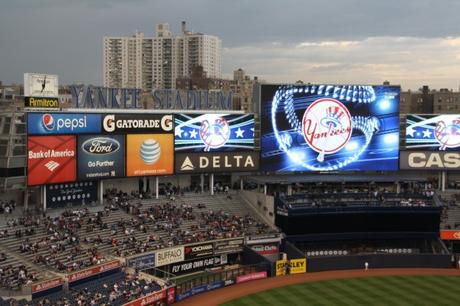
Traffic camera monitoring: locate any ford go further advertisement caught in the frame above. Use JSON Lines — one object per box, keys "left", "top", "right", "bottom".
{"left": 175, "top": 113, "right": 254, "bottom": 152}
{"left": 406, "top": 114, "right": 460, "bottom": 151}
{"left": 77, "top": 135, "right": 125, "bottom": 180}
{"left": 260, "top": 84, "right": 400, "bottom": 172}
{"left": 27, "top": 113, "right": 101, "bottom": 135}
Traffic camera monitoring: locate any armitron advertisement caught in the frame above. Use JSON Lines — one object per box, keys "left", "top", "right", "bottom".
{"left": 102, "top": 114, "right": 173, "bottom": 134}
{"left": 175, "top": 114, "right": 254, "bottom": 152}
{"left": 77, "top": 135, "right": 125, "bottom": 180}
{"left": 25, "top": 97, "right": 59, "bottom": 108}
{"left": 126, "top": 134, "right": 174, "bottom": 177}
{"left": 260, "top": 84, "right": 400, "bottom": 172}
{"left": 27, "top": 135, "right": 76, "bottom": 186}
{"left": 175, "top": 152, "right": 259, "bottom": 173}
{"left": 27, "top": 113, "right": 101, "bottom": 135}
{"left": 406, "top": 114, "right": 460, "bottom": 151}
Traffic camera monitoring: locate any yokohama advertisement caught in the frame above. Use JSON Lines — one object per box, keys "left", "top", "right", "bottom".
{"left": 27, "top": 135, "right": 76, "bottom": 186}
{"left": 184, "top": 243, "right": 214, "bottom": 260}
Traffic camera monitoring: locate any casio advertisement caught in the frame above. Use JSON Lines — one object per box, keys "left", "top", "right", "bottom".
{"left": 77, "top": 135, "right": 125, "bottom": 180}
{"left": 400, "top": 151, "right": 460, "bottom": 170}
{"left": 102, "top": 114, "right": 173, "bottom": 134}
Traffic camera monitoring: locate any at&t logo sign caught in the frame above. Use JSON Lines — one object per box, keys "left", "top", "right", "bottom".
{"left": 302, "top": 98, "right": 352, "bottom": 162}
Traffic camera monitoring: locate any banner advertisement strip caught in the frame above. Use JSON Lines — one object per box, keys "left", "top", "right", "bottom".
{"left": 276, "top": 260, "right": 288, "bottom": 276}
{"left": 400, "top": 151, "right": 460, "bottom": 170}
{"left": 184, "top": 242, "right": 214, "bottom": 260}
{"left": 31, "top": 277, "right": 63, "bottom": 294}
{"left": 122, "top": 289, "right": 166, "bottom": 306}
{"left": 213, "top": 238, "right": 244, "bottom": 255}
{"left": 236, "top": 271, "right": 267, "bottom": 284}
{"left": 289, "top": 258, "right": 307, "bottom": 274}
{"left": 440, "top": 230, "right": 460, "bottom": 240}
{"left": 68, "top": 260, "right": 120, "bottom": 283}
{"left": 126, "top": 253, "right": 155, "bottom": 269}
{"left": 175, "top": 281, "right": 225, "bottom": 302}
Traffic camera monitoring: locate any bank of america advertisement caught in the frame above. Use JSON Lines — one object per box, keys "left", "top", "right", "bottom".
{"left": 27, "top": 135, "right": 76, "bottom": 186}
{"left": 126, "top": 134, "right": 174, "bottom": 176}
{"left": 175, "top": 114, "right": 254, "bottom": 152}
{"left": 260, "top": 84, "right": 400, "bottom": 172}
{"left": 77, "top": 135, "right": 125, "bottom": 180}
{"left": 406, "top": 114, "right": 460, "bottom": 151}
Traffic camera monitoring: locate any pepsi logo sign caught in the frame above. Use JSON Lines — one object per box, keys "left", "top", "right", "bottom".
{"left": 200, "top": 117, "right": 230, "bottom": 151}
{"left": 41, "top": 114, "right": 88, "bottom": 132}
{"left": 82, "top": 137, "right": 120, "bottom": 155}
{"left": 302, "top": 98, "right": 352, "bottom": 161}
{"left": 42, "top": 114, "right": 55, "bottom": 131}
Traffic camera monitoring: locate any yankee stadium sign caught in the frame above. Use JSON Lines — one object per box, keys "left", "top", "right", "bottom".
{"left": 69, "top": 85, "right": 233, "bottom": 110}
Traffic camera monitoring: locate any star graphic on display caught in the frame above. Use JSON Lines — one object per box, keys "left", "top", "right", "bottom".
{"left": 189, "top": 129, "right": 197, "bottom": 139}
{"left": 235, "top": 127, "right": 245, "bottom": 138}
{"left": 175, "top": 127, "right": 183, "bottom": 138}
{"left": 406, "top": 127, "right": 416, "bottom": 137}
{"left": 422, "top": 129, "right": 432, "bottom": 138}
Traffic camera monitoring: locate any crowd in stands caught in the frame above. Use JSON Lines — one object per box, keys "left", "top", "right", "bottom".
{"left": 0, "top": 264, "right": 38, "bottom": 290}
{"left": 0, "top": 200, "right": 15, "bottom": 215}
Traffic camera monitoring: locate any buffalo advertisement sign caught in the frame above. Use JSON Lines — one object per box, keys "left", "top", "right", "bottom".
{"left": 400, "top": 151, "right": 460, "bottom": 170}
{"left": 126, "top": 134, "right": 174, "bottom": 176}
{"left": 260, "top": 84, "right": 400, "bottom": 172}
{"left": 440, "top": 230, "right": 460, "bottom": 240}
{"left": 27, "top": 113, "right": 101, "bottom": 135}
{"left": 126, "top": 253, "right": 155, "bottom": 269}
{"left": 46, "top": 181, "right": 97, "bottom": 207}
{"left": 213, "top": 238, "right": 244, "bottom": 254}
{"left": 31, "top": 277, "right": 63, "bottom": 294}
{"left": 102, "top": 114, "right": 173, "bottom": 134}
{"left": 27, "top": 135, "right": 76, "bottom": 186}
{"left": 170, "top": 255, "right": 227, "bottom": 276}
{"left": 406, "top": 114, "right": 460, "bottom": 151}
{"left": 184, "top": 243, "right": 214, "bottom": 260}
{"left": 175, "top": 152, "right": 259, "bottom": 173}
{"left": 122, "top": 289, "right": 166, "bottom": 306}
{"left": 155, "top": 246, "right": 184, "bottom": 267}
{"left": 68, "top": 260, "right": 120, "bottom": 283}
{"left": 175, "top": 113, "right": 254, "bottom": 152}
{"left": 77, "top": 135, "right": 125, "bottom": 180}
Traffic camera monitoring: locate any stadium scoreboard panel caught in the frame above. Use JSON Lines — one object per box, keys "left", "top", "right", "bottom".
{"left": 260, "top": 84, "right": 400, "bottom": 172}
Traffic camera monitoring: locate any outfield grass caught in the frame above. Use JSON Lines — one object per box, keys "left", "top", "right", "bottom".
{"left": 222, "top": 275, "right": 460, "bottom": 306}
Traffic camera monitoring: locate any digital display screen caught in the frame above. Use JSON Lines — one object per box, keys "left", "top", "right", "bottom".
{"left": 260, "top": 84, "right": 400, "bottom": 172}
{"left": 406, "top": 114, "right": 460, "bottom": 151}
{"left": 175, "top": 114, "right": 254, "bottom": 152}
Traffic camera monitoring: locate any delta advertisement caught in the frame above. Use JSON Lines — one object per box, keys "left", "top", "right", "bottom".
{"left": 27, "top": 135, "right": 76, "bottom": 186}
{"left": 406, "top": 114, "right": 460, "bottom": 151}
{"left": 77, "top": 135, "right": 125, "bottom": 180}
{"left": 260, "top": 84, "right": 400, "bottom": 172}
{"left": 126, "top": 134, "right": 174, "bottom": 176}
{"left": 175, "top": 114, "right": 254, "bottom": 152}
{"left": 175, "top": 151, "right": 259, "bottom": 173}
{"left": 27, "top": 113, "right": 101, "bottom": 135}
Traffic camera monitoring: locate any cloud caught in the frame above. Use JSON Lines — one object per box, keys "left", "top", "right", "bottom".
{"left": 223, "top": 36, "right": 460, "bottom": 90}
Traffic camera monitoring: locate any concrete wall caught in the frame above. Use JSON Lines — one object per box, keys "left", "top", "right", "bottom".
{"left": 240, "top": 190, "right": 275, "bottom": 227}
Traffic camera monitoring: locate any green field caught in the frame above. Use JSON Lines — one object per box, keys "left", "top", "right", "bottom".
{"left": 222, "top": 275, "right": 460, "bottom": 306}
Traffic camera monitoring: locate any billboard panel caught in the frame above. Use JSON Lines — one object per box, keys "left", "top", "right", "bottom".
{"left": 126, "top": 134, "right": 174, "bottom": 176}
{"left": 406, "top": 114, "right": 460, "bottom": 151}
{"left": 175, "top": 114, "right": 254, "bottom": 152}
{"left": 77, "top": 135, "right": 125, "bottom": 180}
{"left": 102, "top": 114, "right": 173, "bottom": 134}
{"left": 46, "top": 181, "right": 97, "bottom": 207}
{"left": 175, "top": 152, "right": 259, "bottom": 173}
{"left": 400, "top": 151, "right": 460, "bottom": 170}
{"left": 27, "top": 135, "right": 76, "bottom": 186}
{"left": 260, "top": 84, "right": 400, "bottom": 172}
{"left": 27, "top": 113, "right": 101, "bottom": 135}
{"left": 24, "top": 73, "right": 59, "bottom": 98}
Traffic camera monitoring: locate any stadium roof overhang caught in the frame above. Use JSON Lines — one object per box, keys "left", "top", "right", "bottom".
{"left": 243, "top": 173, "right": 429, "bottom": 185}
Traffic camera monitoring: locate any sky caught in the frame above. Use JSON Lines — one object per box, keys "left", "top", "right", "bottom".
{"left": 1, "top": 0, "right": 460, "bottom": 90}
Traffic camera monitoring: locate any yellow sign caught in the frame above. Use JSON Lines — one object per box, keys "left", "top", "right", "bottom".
{"left": 289, "top": 258, "right": 307, "bottom": 274}
{"left": 276, "top": 259, "right": 288, "bottom": 276}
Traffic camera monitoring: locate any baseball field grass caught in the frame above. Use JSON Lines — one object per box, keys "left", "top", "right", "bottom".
{"left": 222, "top": 275, "right": 460, "bottom": 306}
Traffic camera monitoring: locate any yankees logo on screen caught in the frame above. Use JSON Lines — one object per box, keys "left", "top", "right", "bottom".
{"left": 200, "top": 117, "right": 230, "bottom": 151}
{"left": 302, "top": 99, "right": 352, "bottom": 162}
{"left": 435, "top": 119, "right": 460, "bottom": 150}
